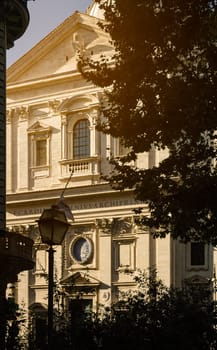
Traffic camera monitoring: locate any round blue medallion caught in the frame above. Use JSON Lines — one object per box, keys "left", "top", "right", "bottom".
{"left": 71, "top": 237, "right": 92, "bottom": 264}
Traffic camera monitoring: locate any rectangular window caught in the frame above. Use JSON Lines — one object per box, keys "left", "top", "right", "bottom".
{"left": 36, "top": 139, "right": 47, "bottom": 166}
{"left": 190, "top": 242, "right": 205, "bottom": 266}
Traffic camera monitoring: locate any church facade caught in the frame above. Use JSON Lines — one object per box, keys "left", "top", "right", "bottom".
{"left": 6, "top": 0, "right": 214, "bottom": 332}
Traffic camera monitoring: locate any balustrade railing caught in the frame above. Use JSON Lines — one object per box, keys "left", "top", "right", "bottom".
{"left": 60, "top": 157, "right": 100, "bottom": 178}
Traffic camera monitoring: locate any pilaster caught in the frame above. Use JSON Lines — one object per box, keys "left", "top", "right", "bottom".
{"left": 61, "top": 113, "right": 68, "bottom": 160}
{"left": 17, "top": 106, "right": 29, "bottom": 191}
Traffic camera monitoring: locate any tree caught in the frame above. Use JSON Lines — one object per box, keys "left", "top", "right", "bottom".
{"left": 4, "top": 299, "right": 27, "bottom": 350}
{"left": 83, "top": 270, "right": 216, "bottom": 350}
{"left": 79, "top": 0, "right": 217, "bottom": 244}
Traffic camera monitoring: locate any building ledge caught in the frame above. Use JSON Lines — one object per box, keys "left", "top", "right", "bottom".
{"left": 0, "top": 232, "right": 34, "bottom": 281}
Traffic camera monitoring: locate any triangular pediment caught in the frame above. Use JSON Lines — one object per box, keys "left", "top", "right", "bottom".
{"left": 27, "top": 121, "right": 51, "bottom": 134}
{"left": 60, "top": 272, "right": 100, "bottom": 287}
{"left": 7, "top": 11, "right": 112, "bottom": 85}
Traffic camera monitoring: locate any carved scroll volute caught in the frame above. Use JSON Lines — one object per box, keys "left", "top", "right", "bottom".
{"left": 96, "top": 217, "right": 133, "bottom": 236}
{"left": 17, "top": 106, "right": 29, "bottom": 122}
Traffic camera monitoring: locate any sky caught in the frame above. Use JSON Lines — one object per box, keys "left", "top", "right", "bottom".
{"left": 7, "top": 0, "right": 92, "bottom": 67}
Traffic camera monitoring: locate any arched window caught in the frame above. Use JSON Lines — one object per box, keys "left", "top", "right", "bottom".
{"left": 73, "top": 119, "right": 90, "bottom": 159}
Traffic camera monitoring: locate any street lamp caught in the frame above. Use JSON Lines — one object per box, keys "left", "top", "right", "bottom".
{"left": 37, "top": 205, "right": 70, "bottom": 350}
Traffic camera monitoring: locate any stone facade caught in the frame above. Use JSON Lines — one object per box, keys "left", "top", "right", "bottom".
{"left": 6, "top": 0, "right": 215, "bottom": 333}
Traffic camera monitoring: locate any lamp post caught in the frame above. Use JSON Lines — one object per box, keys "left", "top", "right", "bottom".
{"left": 37, "top": 205, "right": 70, "bottom": 350}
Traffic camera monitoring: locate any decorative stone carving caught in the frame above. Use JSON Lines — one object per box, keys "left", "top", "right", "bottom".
{"left": 97, "top": 217, "right": 133, "bottom": 235}
{"left": 72, "top": 32, "right": 85, "bottom": 55}
{"left": 6, "top": 109, "right": 13, "bottom": 124}
{"left": 49, "top": 99, "right": 60, "bottom": 114}
{"left": 88, "top": 109, "right": 99, "bottom": 128}
{"left": 96, "top": 218, "right": 113, "bottom": 234}
{"left": 102, "top": 291, "right": 110, "bottom": 301}
{"left": 112, "top": 217, "right": 133, "bottom": 235}
{"left": 61, "top": 113, "right": 68, "bottom": 125}
{"left": 17, "top": 106, "right": 29, "bottom": 121}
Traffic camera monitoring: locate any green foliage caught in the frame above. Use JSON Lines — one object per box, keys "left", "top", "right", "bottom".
{"left": 82, "top": 270, "right": 217, "bottom": 350}
{"left": 5, "top": 300, "right": 27, "bottom": 350}
{"left": 79, "top": 0, "right": 217, "bottom": 244}
{"left": 30, "top": 270, "right": 216, "bottom": 349}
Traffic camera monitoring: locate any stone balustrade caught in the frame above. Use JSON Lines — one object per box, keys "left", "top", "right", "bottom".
{"left": 60, "top": 157, "right": 100, "bottom": 179}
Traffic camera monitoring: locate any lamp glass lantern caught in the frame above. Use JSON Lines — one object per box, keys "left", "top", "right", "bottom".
{"left": 38, "top": 206, "right": 70, "bottom": 246}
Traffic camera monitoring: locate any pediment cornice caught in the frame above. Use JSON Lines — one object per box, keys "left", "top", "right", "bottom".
{"left": 60, "top": 272, "right": 100, "bottom": 286}
{"left": 27, "top": 121, "right": 51, "bottom": 134}
{"left": 7, "top": 11, "right": 108, "bottom": 84}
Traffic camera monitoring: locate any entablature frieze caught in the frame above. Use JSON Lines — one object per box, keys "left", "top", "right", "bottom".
{"left": 7, "top": 103, "right": 55, "bottom": 123}
{"left": 7, "top": 196, "right": 145, "bottom": 219}
{"left": 7, "top": 96, "right": 100, "bottom": 126}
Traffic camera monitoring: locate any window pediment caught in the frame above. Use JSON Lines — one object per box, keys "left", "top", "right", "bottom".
{"left": 60, "top": 272, "right": 99, "bottom": 287}
{"left": 27, "top": 121, "right": 51, "bottom": 135}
